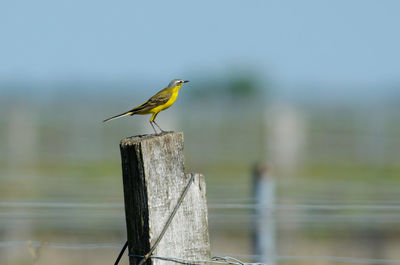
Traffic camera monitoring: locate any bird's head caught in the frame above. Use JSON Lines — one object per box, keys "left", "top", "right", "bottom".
{"left": 168, "top": 79, "right": 189, "bottom": 89}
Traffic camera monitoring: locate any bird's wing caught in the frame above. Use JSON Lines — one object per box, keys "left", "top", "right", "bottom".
{"left": 130, "top": 90, "right": 172, "bottom": 113}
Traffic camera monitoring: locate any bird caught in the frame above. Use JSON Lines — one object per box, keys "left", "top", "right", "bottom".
{"left": 103, "top": 79, "right": 189, "bottom": 134}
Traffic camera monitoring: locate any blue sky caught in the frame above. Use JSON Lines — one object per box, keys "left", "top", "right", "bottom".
{"left": 1, "top": 0, "right": 400, "bottom": 94}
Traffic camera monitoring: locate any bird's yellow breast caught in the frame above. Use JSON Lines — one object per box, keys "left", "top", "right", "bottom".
{"left": 151, "top": 86, "right": 180, "bottom": 113}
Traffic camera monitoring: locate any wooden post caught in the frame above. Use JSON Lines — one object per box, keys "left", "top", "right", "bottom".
{"left": 120, "top": 132, "right": 210, "bottom": 265}
{"left": 252, "top": 164, "right": 276, "bottom": 265}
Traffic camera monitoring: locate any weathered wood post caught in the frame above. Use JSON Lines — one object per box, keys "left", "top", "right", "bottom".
{"left": 120, "top": 132, "right": 210, "bottom": 265}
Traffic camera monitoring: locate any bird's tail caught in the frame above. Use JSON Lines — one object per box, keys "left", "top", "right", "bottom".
{"left": 103, "top": 111, "right": 133, "bottom": 123}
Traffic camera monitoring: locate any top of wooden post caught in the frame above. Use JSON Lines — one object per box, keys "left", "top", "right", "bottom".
{"left": 120, "top": 132, "right": 183, "bottom": 146}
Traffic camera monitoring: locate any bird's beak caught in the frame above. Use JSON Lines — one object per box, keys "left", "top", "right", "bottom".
{"left": 183, "top": 80, "right": 189, "bottom": 83}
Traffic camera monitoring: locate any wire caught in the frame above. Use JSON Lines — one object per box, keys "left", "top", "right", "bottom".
{"left": 112, "top": 173, "right": 195, "bottom": 265}
{"left": 138, "top": 173, "right": 195, "bottom": 265}
{"left": 208, "top": 204, "right": 400, "bottom": 211}
{"left": 0, "top": 202, "right": 123, "bottom": 208}
{"left": 128, "top": 254, "right": 400, "bottom": 265}
{"left": 2, "top": 241, "right": 400, "bottom": 265}
{"left": 0, "top": 241, "right": 122, "bottom": 249}
{"left": 2, "top": 202, "right": 400, "bottom": 211}
{"left": 114, "top": 241, "right": 128, "bottom": 265}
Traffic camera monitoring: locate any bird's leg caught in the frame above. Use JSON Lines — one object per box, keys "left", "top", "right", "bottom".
{"left": 150, "top": 121, "right": 158, "bottom": 135}
{"left": 153, "top": 120, "right": 166, "bottom": 133}
{"left": 150, "top": 113, "right": 164, "bottom": 134}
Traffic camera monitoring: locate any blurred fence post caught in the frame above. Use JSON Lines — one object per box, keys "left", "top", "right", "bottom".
{"left": 252, "top": 164, "right": 276, "bottom": 265}
{"left": 119, "top": 132, "right": 210, "bottom": 265}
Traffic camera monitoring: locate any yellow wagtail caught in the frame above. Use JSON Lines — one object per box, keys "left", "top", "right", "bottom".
{"left": 103, "top": 79, "right": 189, "bottom": 134}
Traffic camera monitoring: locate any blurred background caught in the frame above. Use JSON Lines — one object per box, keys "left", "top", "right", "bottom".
{"left": 1, "top": 0, "right": 400, "bottom": 264}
